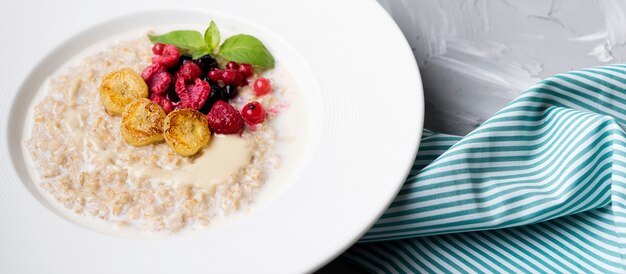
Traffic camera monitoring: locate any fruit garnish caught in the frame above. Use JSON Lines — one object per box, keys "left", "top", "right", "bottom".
{"left": 141, "top": 64, "right": 172, "bottom": 96}
{"left": 169, "top": 53, "right": 193, "bottom": 73}
{"left": 222, "top": 84, "right": 238, "bottom": 100}
{"left": 150, "top": 93, "right": 175, "bottom": 114}
{"left": 208, "top": 68, "right": 222, "bottom": 82}
{"left": 163, "top": 109, "right": 211, "bottom": 157}
{"left": 175, "top": 62, "right": 202, "bottom": 82}
{"left": 238, "top": 64, "right": 253, "bottom": 78}
{"left": 222, "top": 69, "right": 243, "bottom": 86}
{"left": 253, "top": 77, "right": 272, "bottom": 96}
{"left": 99, "top": 68, "right": 148, "bottom": 115}
{"left": 225, "top": 61, "right": 239, "bottom": 70}
{"left": 148, "top": 21, "right": 274, "bottom": 69}
{"left": 198, "top": 83, "right": 224, "bottom": 114}
{"left": 194, "top": 55, "right": 219, "bottom": 74}
{"left": 151, "top": 43, "right": 180, "bottom": 68}
{"left": 121, "top": 98, "right": 166, "bottom": 146}
{"left": 175, "top": 78, "right": 211, "bottom": 110}
{"left": 241, "top": 102, "right": 267, "bottom": 125}
{"left": 152, "top": 43, "right": 165, "bottom": 55}
{"left": 207, "top": 100, "right": 245, "bottom": 134}
{"left": 167, "top": 86, "right": 181, "bottom": 103}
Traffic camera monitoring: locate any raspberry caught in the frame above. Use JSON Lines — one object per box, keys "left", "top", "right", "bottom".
{"left": 238, "top": 64, "right": 253, "bottom": 78}
{"left": 241, "top": 102, "right": 267, "bottom": 125}
{"left": 141, "top": 63, "right": 162, "bottom": 80}
{"left": 175, "top": 62, "right": 202, "bottom": 82}
{"left": 169, "top": 53, "right": 193, "bottom": 74}
{"left": 141, "top": 64, "right": 172, "bottom": 96}
{"left": 207, "top": 100, "right": 244, "bottom": 134}
{"left": 175, "top": 77, "right": 211, "bottom": 110}
{"left": 150, "top": 93, "right": 175, "bottom": 114}
{"left": 152, "top": 43, "right": 165, "bottom": 55}
{"left": 151, "top": 44, "right": 179, "bottom": 68}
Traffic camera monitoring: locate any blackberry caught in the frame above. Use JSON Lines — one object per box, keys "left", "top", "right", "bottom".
{"left": 222, "top": 84, "right": 238, "bottom": 100}
{"left": 210, "top": 83, "right": 226, "bottom": 101}
{"left": 194, "top": 54, "right": 218, "bottom": 74}
{"left": 199, "top": 83, "right": 224, "bottom": 114}
{"left": 180, "top": 53, "right": 193, "bottom": 63}
{"left": 167, "top": 86, "right": 180, "bottom": 102}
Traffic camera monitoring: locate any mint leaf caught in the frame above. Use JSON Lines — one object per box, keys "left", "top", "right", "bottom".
{"left": 148, "top": 30, "right": 205, "bottom": 51}
{"left": 192, "top": 48, "right": 211, "bottom": 59}
{"left": 204, "top": 21, "right": 220, "bottom": 53}
{"left": 218, "top": 34, "right": 275, "bottom": 69}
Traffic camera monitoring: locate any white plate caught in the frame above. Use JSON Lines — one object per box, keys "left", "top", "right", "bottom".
{"left": 0, "top": 0, "right": 423, "bottom": 273}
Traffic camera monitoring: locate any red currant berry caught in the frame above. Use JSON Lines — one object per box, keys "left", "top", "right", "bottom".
{"left": 152, "top": 43, "right": 165, "bottom": 55}
{"left": 241, "top": 102, "right": 267, "bottom": 125}
{"left": 208, "top": 68, "right": 223, "bottom": 82}
{"left": 225, "top": 61, "right": 239, "bottom": 70}
{"left": 253, "top": 78, "right": 272, "bottom": 96}
{"left": 222, "top": 69, "right": 242, "bottom": 85}
{"left": 238, "top": 64, "right": 253, "bottom": 78}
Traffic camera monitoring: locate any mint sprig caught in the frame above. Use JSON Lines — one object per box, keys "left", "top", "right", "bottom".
{"left": 147, "top": 21, "right": 275, "bottom": 69}
{"left": 219, "top": 35, "right": 275, "bottom": 69}
{"left": 204, "top": 21, "right": 220, "bottom": 53}
{"left": 148, "top": 30, "right": 204, "bottom": 51}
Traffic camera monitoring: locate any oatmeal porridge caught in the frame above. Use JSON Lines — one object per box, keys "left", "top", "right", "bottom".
{"left": 24, "top": 25, "right": 307, "bottom": 233}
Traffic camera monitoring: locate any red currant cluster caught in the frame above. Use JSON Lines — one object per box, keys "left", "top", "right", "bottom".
{"left": 208, "top": 61, "right": 253, "bottom": 86}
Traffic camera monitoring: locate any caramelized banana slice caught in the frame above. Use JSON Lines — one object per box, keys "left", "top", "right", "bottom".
{"left": 163, "top": 109, "right": 211, "bottom": 157}
{"left": 99, "top": 68, "right": 148, "bottom": 115}
{"left": 121, "top": 98, "right": 165, "bottom": 146}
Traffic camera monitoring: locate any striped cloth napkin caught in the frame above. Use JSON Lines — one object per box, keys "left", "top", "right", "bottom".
{"left": 342, "top": 64, "right": 626, "bottom": 273}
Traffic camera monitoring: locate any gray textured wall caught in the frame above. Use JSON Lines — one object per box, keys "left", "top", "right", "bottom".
{"left": 378, "top": 0, "right": 626, "bottom": 135}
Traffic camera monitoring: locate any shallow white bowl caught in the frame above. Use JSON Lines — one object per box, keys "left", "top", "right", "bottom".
{"left": 0, "top": 0, "right": 423, "bottom": 273}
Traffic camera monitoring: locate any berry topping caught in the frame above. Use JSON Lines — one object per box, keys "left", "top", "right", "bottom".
{"left": 152, "top": 43, "right": 165, "bottom": 55}
{"left": 194, "top": 54, "right": 219, "bottom": 74}
{"left": 225, "top": 61, "right": 239, "bottom": 70}
{"left": 222, "top": 69, "right": 243, "bottom": 85}
{"left": 199, "top": 83, "right": 224, "bottom": 114}
{"left": 241, "top": 102, "right": 267, "bottom": 125}
{"left": 141, "top": 64, "right": 172, "bottom": 96}
{"left": 222, "top": 84, "right": 238, "bottom": 100}
{"left": 179, "top": 53, "right": 193, "bottom": 64}
{"left": 208, "top": 68, "right": 223, "bottom": 82}
{"left": 167, "top": 86, "right": 180, "bottom": 102}
{"left": 238, "top": 63, "right": 253, "bottom": 78}
{"left": 150, "top": 93, "right": 175, "bottom": 114}
{"left": 151, "top": 44, "right": 180, "bottom": 68}
{"left": 169, "top": 53, "right": 193, "bottom": 73}
{"left": 175, "top": 77, "right": 211, "bottom": 110}
{"left": 253, "top": 77, "right": 272, "bottom": 96}
{"left": 175, "top": 62, "right": 203, "bottom": 82}
{"left": 141, "top": 63, "right": 163, "bottom": 80}
{"left": 207, "top": 101, "right": 245, "bottom": 134}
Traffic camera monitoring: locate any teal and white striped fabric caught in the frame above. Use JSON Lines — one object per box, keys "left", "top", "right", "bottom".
{"left": 343, "top": 64, "right": 626, "bottom": 273}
